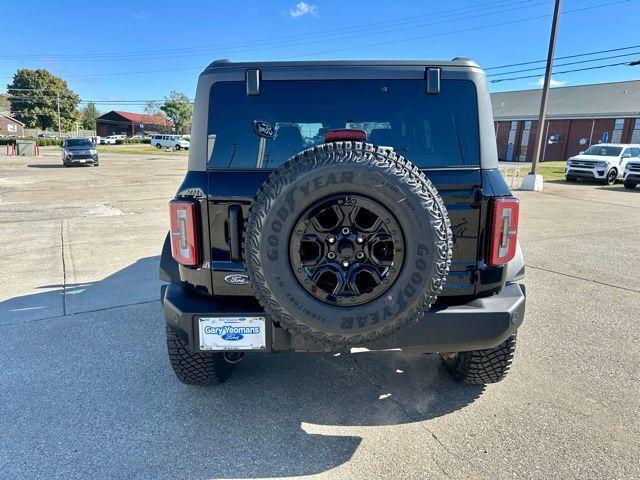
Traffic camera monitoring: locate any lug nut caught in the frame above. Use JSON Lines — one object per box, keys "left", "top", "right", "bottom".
{"left": 342, "top": 227, "right": 350, "bottom": 235}
{"left": 328, "top": 236, "right": 336, "bottom": 244}
{"left": 356, "top": 236, "right": 365, "bottom": 244}
{"left": 356, "top": 251, "right": 364, "bottom": 259}
{"left": 342, "top": 260, "right": 350, "bottom": 268}
{"left": 327, "top": 252, "right": 336, "bottom": 259}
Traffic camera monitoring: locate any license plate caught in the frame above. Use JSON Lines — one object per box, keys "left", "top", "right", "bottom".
{"left": 199, "top": 316, "right": 266, "bottom": 351}
{"left": 79, "top": 159, "right": 86, "bottom": 163}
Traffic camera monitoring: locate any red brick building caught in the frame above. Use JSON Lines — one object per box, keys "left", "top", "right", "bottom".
{"left": 491, "top": 80, "right": 640, "bottom": 162}
{"left": 0, "top": 111, "right": 25, "bottom": 137}
{"left": 96, "top": 111, "right": 172, "bottom": 137}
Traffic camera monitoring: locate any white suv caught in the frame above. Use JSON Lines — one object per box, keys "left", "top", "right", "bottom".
{"left": 151, "top": 134, "right": 190, "bottom": 150}
{"left": 100, "top": 135, "right": 119, "bottom": 145}
{"left": 623, "top": 156, "right": 640, "bottom": 190}
{"left": 565, "top": 144, "right": 640, "bottom": 185}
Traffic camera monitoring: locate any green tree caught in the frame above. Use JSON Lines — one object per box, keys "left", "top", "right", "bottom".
{"left": 143, "top": 100, "right": 159, "bottom": 116}
{"left": 160, "top": 91, "right": 193, "bottom": 134}
{"left": 6, "top": 69, "right": 81, "bottom": 131}
{"left": 81, "top": 101, "right": 100, "bottom": 130}
{"left": 0, "top": 93, "right": 9, "bottom": 112}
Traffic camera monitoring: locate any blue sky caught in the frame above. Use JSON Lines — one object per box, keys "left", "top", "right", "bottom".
{"left": 2, "top": 0, "right": 639, "bottom": 113}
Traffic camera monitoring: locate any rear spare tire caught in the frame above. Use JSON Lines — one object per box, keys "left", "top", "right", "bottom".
{"left": 244, "top": 142, "right": 452, "bottom": 345}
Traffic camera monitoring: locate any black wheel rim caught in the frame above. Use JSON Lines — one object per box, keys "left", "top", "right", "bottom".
{"left": 607, "top": 171, "right": 616, "bottom": 184}
{"left": 289, "top": 194, "right": 405, "bottom": 306}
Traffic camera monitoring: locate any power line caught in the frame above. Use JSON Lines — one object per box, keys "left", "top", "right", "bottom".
{"left": 4, "top": 0, "right": 556, "bottom": 64}
{"left": 5, "top": 94, "right": 193, "bottom": 105}
{"left": 0, "top": 1, "right": 631, "bottom": 80}
{"left": 4, "top": 41, "right": 639, "bottom": 84}
{"left": 0, "top": 0, "right": 540, "bottom": 62}
{"left": 489, "top": 59, "right": 638, "bottom": 82}
{"left": 2, "top": 0, "right": 636, "bottom": 102}
{"left": 5, "top": 57, "right": 637, "bottom": 105}
{"left": 485, "top": 42, "right": 640, "bottom": 70}
{"left": 8, "top": 59, "right": 638, "bottom": 104}
{"left": 0, "top": 2, "right": 542, "bottom": 81}
{"left": 288, "top": 0, "right": 631, "bottom": 59}
{"left": 487, "top": 50, "right": 640, "bottom": 77}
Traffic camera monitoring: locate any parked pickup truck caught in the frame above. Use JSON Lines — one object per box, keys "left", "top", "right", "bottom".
{"left": 565, "top": 144, "right": 640, "bottom": 185}
{"left": 159, "top": 59, "right": 526, "bottom": 387}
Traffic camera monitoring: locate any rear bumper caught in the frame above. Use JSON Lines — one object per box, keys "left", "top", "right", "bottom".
{"left": 162, "top": 282, "right": 525, "bottom": 353}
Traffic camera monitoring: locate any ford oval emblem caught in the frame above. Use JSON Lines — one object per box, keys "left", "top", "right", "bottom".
{"left": 252, "top": 119, "right": 276, "bottom": 139}
{"left": 224, "top": 274, "right": 250, "bottom": 285}
{"left": 221, "top": 333, "right": 244, "bottom": 341}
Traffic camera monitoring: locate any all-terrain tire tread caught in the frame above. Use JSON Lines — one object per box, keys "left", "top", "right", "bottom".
{"left": 444, "top": 333, "right": 517, "bottom": 384}
{"left": 243, "top": 142, "right": 453, "bottom": 346}
{"left": 165, "top": 327, "right": 234, "bottom": 385}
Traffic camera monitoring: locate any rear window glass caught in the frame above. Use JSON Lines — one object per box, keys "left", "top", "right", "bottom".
{"left": 207, "top": 79, "right": 479, "bottom": 169}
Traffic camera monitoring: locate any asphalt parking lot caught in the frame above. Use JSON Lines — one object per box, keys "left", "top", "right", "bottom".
{"left": 1, "top": 153, "right": 639, "bottom": 480}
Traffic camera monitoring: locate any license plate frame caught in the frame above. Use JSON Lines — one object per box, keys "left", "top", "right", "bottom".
{"left": 198, "top": 316, "right": 267, "bottom": 351}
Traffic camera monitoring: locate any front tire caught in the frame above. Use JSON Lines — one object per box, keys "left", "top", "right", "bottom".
{"left": 166, "top": 327, "right": 235, "bottom": 385}
{"left": 624, "top": 181, "right": 637, "bottom": 190}
{"left": 441, "top": 333, "right": 517, "bottom": 384}
{"left": 156, "top": 143, "right": 162, "bottom": 149}
{"left": 603, "top": 169, "right": 617, "bottom": 185}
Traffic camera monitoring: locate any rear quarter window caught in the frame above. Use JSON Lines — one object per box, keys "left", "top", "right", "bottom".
{"left": 207, "top": 79, "right": 479, "bottom": 169}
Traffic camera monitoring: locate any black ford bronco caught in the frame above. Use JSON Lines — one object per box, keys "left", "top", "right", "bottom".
{"left": 160, "top": 59, "right": 525, "bottom": 386}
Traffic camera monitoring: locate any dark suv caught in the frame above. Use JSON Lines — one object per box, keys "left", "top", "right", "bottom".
{"left": 160, "top": 59, "right": 525, "bottom": 386}
{"left": 61, "top": 138, "right": 99, "bottom": 166}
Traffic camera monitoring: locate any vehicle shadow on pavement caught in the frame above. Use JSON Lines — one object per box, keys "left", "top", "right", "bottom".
{"left": 1, "top": 256, "right": 485, "bottom": 479}
{"left": 145, "top": 352, "right": 485, "bottom": 479}
{"left": 26, "top": 163, "right": 66, "bottom": 168}
{"left": 596, "top": 186, "right": 640, "bottom": 192}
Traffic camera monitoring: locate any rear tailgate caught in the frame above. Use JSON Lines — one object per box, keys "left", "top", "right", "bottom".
{"left": 202, "top": 73, "right": 495, "bottom": 301}
{"left": 206, "top": 167, "right": 484, "bottom": 299}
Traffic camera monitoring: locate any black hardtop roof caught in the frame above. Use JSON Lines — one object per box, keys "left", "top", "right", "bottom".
{"left": 203, "top": 58, "right": 480, "bottom": 73}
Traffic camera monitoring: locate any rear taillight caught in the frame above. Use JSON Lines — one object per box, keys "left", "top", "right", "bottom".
{"left": 169, "top": 200, "right": 200, "bottom": 266}
{"left": 489, "top": 197, "right": 520, "bottom": 265}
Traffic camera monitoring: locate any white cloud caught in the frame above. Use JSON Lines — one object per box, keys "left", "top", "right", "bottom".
{"left": 290, "top": 2, "right": 319, "bottom": 18}
{"left": 536, "top": 76, "right": 566, "bottom": 87}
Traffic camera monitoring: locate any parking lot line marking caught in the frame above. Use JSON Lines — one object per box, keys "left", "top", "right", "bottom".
{"left": 60, "top": 219, "right": 67, "bottom": 316}
{"left": 526, "top": 264, "right": 640, "bottom": 294}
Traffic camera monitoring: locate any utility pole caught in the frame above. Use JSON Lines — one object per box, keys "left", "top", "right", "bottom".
{"left": 57, "top": 91, "right": 61, "bottom": 138}
{"left": 522, "top": 0, "right": 562, "bottom": 191}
